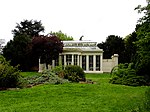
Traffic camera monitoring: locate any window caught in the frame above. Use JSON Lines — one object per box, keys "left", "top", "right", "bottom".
{"left": 61, "top": 55, "right": 64, "bottom": 66}
{"left": 66, "top": 54, "right": 72, "bottom": 65}
{"left": 96, "top": 55, "right": 100, "bottom": 71}
{"left": 74, "top": 55, "right": 78, "bottom": 65}
{"left": 89, "top": 55, "right": 93, "bottom": 71}
{"left": 82, "top": 55, "right": 86, "bottom": 70}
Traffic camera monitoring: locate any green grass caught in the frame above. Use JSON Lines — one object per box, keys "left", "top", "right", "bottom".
{"left": 0, "top": 73, "right": 149, "bottom": 112}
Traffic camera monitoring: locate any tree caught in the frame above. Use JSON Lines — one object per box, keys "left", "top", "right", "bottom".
{"left": 3, "top": 20, "right": 45, "bottom": 71}
{"left": 3, "top": 34, "right": 32, "bottom": 71}
{"left": 50, "top": 31, "right": 73, "bottom": 41}
{"left": 124, "top": 32, "right": 137, "bottom": 63}
{"left": 97, "top": 35, "right": 125, "bottom": 63}
{"left": 134, "top": 1, "right": 150, "bottom": 82}
{"left": 31, "top": 35, "right": 63, "bottom": 69}
{"left": 12, "top": 19, "right": 44, "bottom": 37}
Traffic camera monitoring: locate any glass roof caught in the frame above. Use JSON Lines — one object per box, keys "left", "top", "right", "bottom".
{"left": 63, "top": 40, "right": 103, "bottom": 52}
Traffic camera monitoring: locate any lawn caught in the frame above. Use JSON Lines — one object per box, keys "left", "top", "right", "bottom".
{"left": 0, "top": 73, "right": 148, "bottom": 112}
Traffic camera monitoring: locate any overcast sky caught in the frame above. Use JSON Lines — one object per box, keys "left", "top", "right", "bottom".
{"left": 0, "top": 0, "right": 147, "bottom": 43}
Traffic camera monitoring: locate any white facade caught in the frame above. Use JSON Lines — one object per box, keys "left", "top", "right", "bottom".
{"left": 39, "top": 40, "right": 118, "bottom": 73}
{"left": 60, "top": 41, "right": 103, "bottom": 73}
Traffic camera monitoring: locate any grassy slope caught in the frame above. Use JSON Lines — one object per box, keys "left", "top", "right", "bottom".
{"left": 0, "top": 73, "right": 148, "bottom": 112}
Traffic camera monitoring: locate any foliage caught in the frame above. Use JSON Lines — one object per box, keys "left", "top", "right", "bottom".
{"left": 12, "top": 19, "right": 44, "bottom": 37}
{"left": 3, "top": 34, "right": 32, "bottom": 71}
{"left": 50, "top": 66, "right": 66, "bottom": 79}
{"left": 97, "top": 35, "right": 125, "bottom": 63}
{"left": 134, "top": 1, "right": 150, "bottom": 83}
{"left": 23, "top": 70, "right": 69, "bottom": 87}
{"left": 0, "top": 55, "right": 21, "bottom": 88}
{"left": 50, "top": 30, "right": 73, "bottom": 41}
{"left": 51, "top": 66, "right": 63, "bottom": 73}
{"left": 3, "top": 20, "right": 45, "bottom": 71}
{"left": 64, "top": 65, "right": 85, "bottom": 82}
{"left": 50, "top": 65, "right": 86, "bottom": 83}
{"left": 110, "top": 63, "right": 146, "bottom": 86}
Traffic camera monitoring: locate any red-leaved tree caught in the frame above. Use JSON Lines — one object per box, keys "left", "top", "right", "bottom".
{"left": 31, "top": 35, "right": 63, "bottom": 69}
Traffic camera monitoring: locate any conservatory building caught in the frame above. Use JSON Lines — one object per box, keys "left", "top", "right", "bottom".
{"left": 39, "top": 40, "right": 119, "bottom": 73}
{"left": 60, "top": 41, "right": 103, "bottom": 73}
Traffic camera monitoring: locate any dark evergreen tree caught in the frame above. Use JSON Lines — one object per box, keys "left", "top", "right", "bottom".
{"left": 124, "top": 32, "right": 137, "bottom": 63}
{"left": 97, "top": 35, "right": 125, "bottom": 63}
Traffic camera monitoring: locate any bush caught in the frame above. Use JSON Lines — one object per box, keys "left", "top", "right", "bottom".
{"left": 64, "top": 65, "right": 86, "bottom": 82}
{"left": 51, "top": 66, "right": 64, "bottom": 75}
{"left": 24, "top": 70, "right": 69, "bottom": 87}
{"left": 0, "top": 55, "right": 21, "bottom": 88}
{"left": 110, "top": 63, "right": 146, "bottom": 86}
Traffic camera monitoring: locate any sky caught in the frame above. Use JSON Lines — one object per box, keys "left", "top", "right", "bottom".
{"left": 0, "top": 0, "right": 147, "bottom": 44}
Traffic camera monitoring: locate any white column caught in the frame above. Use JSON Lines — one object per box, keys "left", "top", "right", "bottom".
{"left": 52, "top": 60, "right": 55, "bottom": 68}
{"left": 64, "top": 54, "right": 66, "bottom": 66}
{"left": 100, "top": 54, "right": 103, "bottom": 71}
{"left": 38, "top": 58, "right": 46, "bottom": 72}
{"left": 93, "top": 55, "right": 96, "bottom": 71}
{"left": 77, "top": 55, "right": 80, "bottom": 66}
{"left": 86, "top": 55, "right": 89, "bottom": 72}
{"left": 113, "top": 54, "right": 119, "bottom": 66}
{"left": 38, "top": 58, "right": 42, "bottom": 72}
{"left": 72, "top": 54, "right": 74, "bottom": 65}
{"left": 80, "top": 55, "right": 82, "bottom": 68}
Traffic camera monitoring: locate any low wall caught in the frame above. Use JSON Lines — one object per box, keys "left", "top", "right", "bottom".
{"left": 102, "top": 54, "right": 118, "bottom": 73}
{"left": 102, "top": 59, "right": 113, "bottom": 73}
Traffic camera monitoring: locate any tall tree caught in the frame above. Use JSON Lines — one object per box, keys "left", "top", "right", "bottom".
{"left": 97, "top": 35, "right": 125, "bottom": 63}
{"left": 3, "top": 34, "right": 31, "bottom": 70}
{"left": 50, "top": 31, "right": 73, "bottom": 41}
{"left": 134, "top": 1, "right": 150, "bottom": 82}
{"left": 3, "top": 20, "right": 45, "bottom": 71}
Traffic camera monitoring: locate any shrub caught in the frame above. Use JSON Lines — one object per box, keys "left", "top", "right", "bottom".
{"left": 110, "top": 63, "right": 146, "bottom": 86}
{"left": 64, "top": 65, "right": 86, "bottom": 82}
{"left": 24, "top": 70, "right": 69, "bottom": 87}
{"left": 51, "top": 66, "right": 63, "bottom": 75}
{"left": 0, "top": 55, "right": 21, "bottom": 88}
{"left": 50, "top": 66, "right": 67, "bottom": 79}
